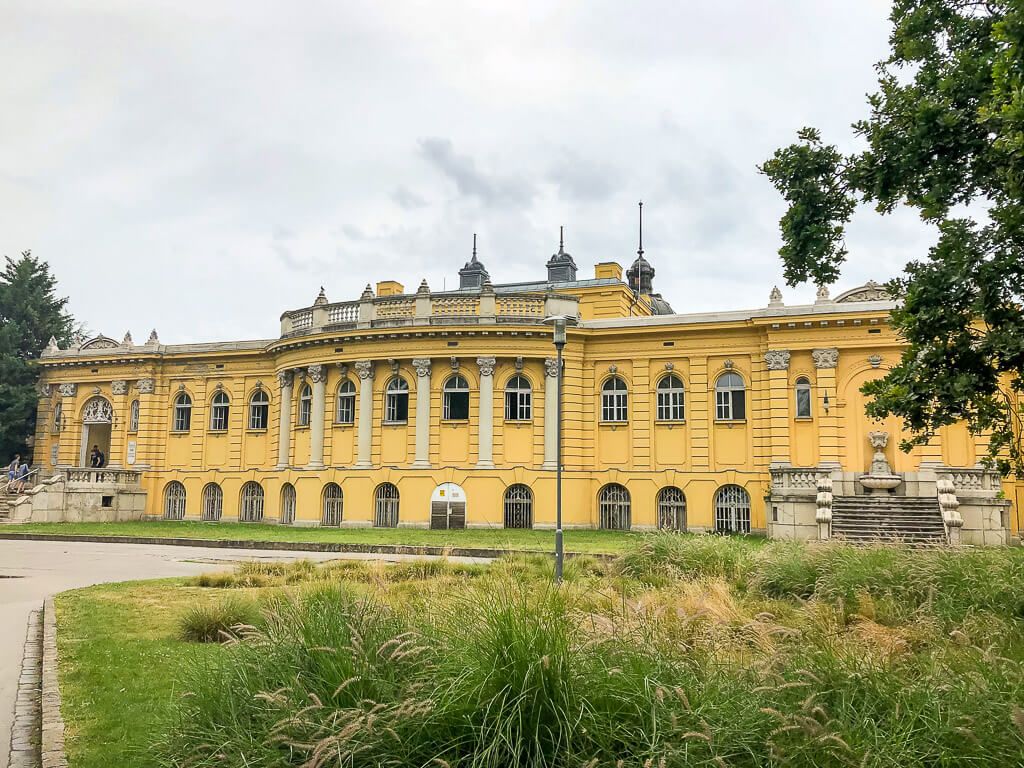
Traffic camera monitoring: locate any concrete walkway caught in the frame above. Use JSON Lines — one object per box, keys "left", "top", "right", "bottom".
{"left": 0, "top": 539, "right": 489, "bottom": 766}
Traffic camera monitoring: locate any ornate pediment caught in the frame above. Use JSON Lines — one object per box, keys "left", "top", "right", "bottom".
{"left": 80, "top": 335, "right": 120, "bottom": 351}
{"left": 82, "top": 396, "right": 114, "bottom": 424}
{"left": 834, "top": 280, "right": 891, "bottom": 303}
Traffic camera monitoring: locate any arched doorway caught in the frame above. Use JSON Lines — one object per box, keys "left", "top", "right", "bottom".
{"left": 430, "top": 482, "right": 466, "bottom": 529}
{"left": 79, "top": 396, "right": 113, "bottom": 467}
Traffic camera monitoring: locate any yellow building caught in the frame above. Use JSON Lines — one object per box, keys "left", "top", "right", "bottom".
{"left": 26, "top": 240, "right": 1022, "bottom": 544}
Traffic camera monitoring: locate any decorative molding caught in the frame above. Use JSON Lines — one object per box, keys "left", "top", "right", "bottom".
{"left": 476, "top": 356, "right": 496, "bottom": 377}
{"left": 254, "top": 380, "right": 264, "bottom": 390}
{"left": 337, "top": 363, "right": 348, "bottom": 377}
{"left": 122, "top": 331, "right": 133, "bottom": 346}
{"left": 867, "top": 354, "right": 882, "bottom": 369}
{"left": 388, "top": 359, "right": 400, "bottom": 375}
{"left": 177, "top": 382, "right": 186, "bottom": 392}
{"left": 110, "top": 380, "right": 128, "bottom": 395}
{"left": 307, "top": 364, "right": 326, "bottom": 383}
{"left": 608, "top": 364, "right": 618, "bottom": 374}
{"left": 38, "top": 383, "right": 52, "bottom": 398}
{"left": 449, "top": 356, "right": 459, "bottom": 371}
{"left": 57, "top": 383, "right": 77, "bottom": 398}
{"left": 815, "top": 284, "right": 831, "bottom": 303}
{"left": 82, "top": 396, "right": 113, "bottom": 424}
{"left": 354, "top": 360, "right": 375, "bottom": 380}
{"left": 136, "top": 378, "right": 154, "bottom": 394}
{"left": 768, "top": 285, "right": 783, "bottom": 307}
{"left": 412, "top": 357, "right": 432, "bottom": 377}
{"left": 723, "top": 359, "right": 734, "bottom": 370}
{"left": 544, "top": 358, "right": 559, "bottom": 378}
{"left": 835, "top": 280, "right": 890, "bottom": 303}
{"left": 277, "top": 370, "right": 293, "bottom": 389}
{"left": 514, "top": 356, "right": 524, "bottom": 372}
{"left": 92, "top": 386, "right": 101, "bottom": 395}
{"left": 664, "top": 362, "right": 674, "bottom": 371}
{"left": 80, "top": 335, "right": 119, "bottom": 350}
{"left": 764, "top": 350, "right": 791, "bottom": 371}
{"left": 812, "top": 348, "right": 839, "bottom": 369}
{"left": 147, "top": 329, "right": 160, "bottom": 345}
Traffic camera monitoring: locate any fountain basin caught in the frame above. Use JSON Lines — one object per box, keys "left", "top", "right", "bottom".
{"left": 859, "top": 474, "right": 901, "bottom": 492}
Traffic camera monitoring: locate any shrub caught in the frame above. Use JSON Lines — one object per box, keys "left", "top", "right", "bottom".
{"left": 177, "top": 596, "right": 260, "bottom": 643}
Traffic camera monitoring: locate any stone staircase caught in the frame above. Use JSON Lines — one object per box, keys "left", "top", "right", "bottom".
{"left": 831, "top": 496, "right": 947, "bottom": 544}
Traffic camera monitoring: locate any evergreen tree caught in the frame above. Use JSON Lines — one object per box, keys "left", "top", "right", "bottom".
{"left": 0, "top": 251, "right": 76, "bottom": 459}
{"left": 761, "top": 1, "right": 1024, "bottom": 474}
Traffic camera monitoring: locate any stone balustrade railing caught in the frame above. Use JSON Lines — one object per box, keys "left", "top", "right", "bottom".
{"left": 943, "top": 467, "right": 1001, "bottom": 492}
{"left": 280, "top": 290, "right": 577, "bottom": 338}
{"left": 62, "top": 468, "right": 143, "bottom": 485}
{"left": 770, "top": 467, "right": 824, "bottom": 492}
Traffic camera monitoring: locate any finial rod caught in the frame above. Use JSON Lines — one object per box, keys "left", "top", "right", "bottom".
{"left": 637, "top": 201, "right": 644, "bottom": 258}
{"left": 472, "top": 233, "right": 477, "bottom": 261}
{"left": 559, "top": 225, "right": 564, "bottom": 251}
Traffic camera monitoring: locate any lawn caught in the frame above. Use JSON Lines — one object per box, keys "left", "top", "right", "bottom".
{"left": 14, "top": 520, "right": 642, "bottom": 554}
{"left": 55, "top": 538, "right": 1024, "bottom": 767}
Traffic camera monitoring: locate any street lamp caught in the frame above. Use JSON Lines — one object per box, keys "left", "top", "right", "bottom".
{"left": 543, "top": 314, "right": 569, "bottom": 583}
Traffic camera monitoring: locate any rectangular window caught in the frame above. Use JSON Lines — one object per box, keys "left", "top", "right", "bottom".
{"left": 128, "top": 401, "right": 139, "bottom": 432}
{"left": 336, "top": 395, "right": 355, "bottom": 424}
{"left": 444, "top": 392, "right": 470, "bottom": 420}
{"left": 173, "top": 407, "right": 191, "bottom": 432}
{"left": 385, "top": 394, "right": 408, "bottom": 423}
{"left": 249, "top": 403, "right": 268, "bottom": 430}
{"left": 601, "top": 393, "right": 628, "bottom": 422}
{"left": 210, "top": 405, "right": 228, "bottom": 431}
{"left": 716, "top": 390, "right": 745, "bottom": 421}
{"left": 504, "top": 391, "right": 531, "bottom": 421}
{"left": 656, "top": 391, "right": 685, "bottom": 421}
{"left": 298, "top": 399, "right": 312, "bottom": 427}
{"left": 796, "top": 387, "right": 811, "bottom": 418}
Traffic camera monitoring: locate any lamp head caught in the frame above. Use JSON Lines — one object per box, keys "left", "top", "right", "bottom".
{"left": 542, "top": 314, "right": 570, "bottom": 345}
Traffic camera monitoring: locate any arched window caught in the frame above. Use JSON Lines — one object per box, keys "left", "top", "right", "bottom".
{"left": 240, "top": 481, "right": 264, "bottom": 523}
{"left": 656, "top": 374, "right": 685, "bottom": 421}
{"left": 375, "top": 483, "right": 400, "bottom": 527}
{"left": 201, "top": 483, "right": 223, "bottom": 522}
{"left": 280, "top": 483, "right": 296, "bottom": 525}
{"left": 599, "top": 483, "right": 631, "bottom": 530}
{"left": 601, "top": 376, "right": 628, "bottom": 423}
{"left": 210, "top": 391, "right": 230, "bottom": 431}
{"left": 504, "top": 375, "right": 532, "bottom": 421}
{"left": 715, "top": 485, "right": 751, "bottom": 534}
{"left": 336, "top": 379, "right": 356, "bottom": 424}
{"left": 163, "top": 481, "right": 186, "bottom": 520}
{"left": 128, "top": 399, "right": 139, "bottom": 433}
{"left": 443, "top": 374, "right": 470, "bottom": 420}
{"left": 52, "top": 402, "right": 63, "bottom": 434}
{"left": 322, "top": 483, "right": 343, "bottom": 527}
{"left": 297, "top": 383, "right": 312, "bottom": 427}
{"left": 173, "top": 393, "right": 192, "bottom": 432}
{"left": 795, "top": 376, "right": 812, "bottom": 418}
{"left": 658, "top": 487, "right": 686, "bottom": 531}
{"left": 384, "top": 377, "right": 409, "bottom": 423}
{"left": 504, "top": 484, "right": 533, "bottom": 529}
{"left": 715, "top": 372, "right": 746, "bottom": 421}
{"left": 248, "top": 389, "right": 270, "bottom": 430}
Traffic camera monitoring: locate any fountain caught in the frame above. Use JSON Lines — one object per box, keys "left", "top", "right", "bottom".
{"left": 859, "top": 431, "right": 901, "bottom": 493}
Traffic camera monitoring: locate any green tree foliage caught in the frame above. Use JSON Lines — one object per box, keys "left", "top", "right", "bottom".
{"left": 761, "top": 1, "right": 1024, "bottom": 474}
{"left": 0, "top": 251, "right": 75, "bottom": 459}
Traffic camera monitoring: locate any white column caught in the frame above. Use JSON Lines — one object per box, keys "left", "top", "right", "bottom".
{"left": 412, "top": 357, "right": 432, "bottom": 467}
{"left": 476, "top": 356, "right": 496, "bottom": 468}
{"left": 307, "top": 364, "right": 326, "bottom": 469}
{"left": 543, "top": 357, "right": 559, "bottom": 469}
{"left": 276, "top": 370, "right": 293, "bottom": 469}
{"left": 354, "top": 360, "right": 374, "bottom": 468}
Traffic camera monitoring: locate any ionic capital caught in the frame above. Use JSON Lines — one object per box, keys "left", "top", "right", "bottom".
{"left": 812, "top": 348, "right": 839, "bottom": 369}
{"left": 412, "top": 357, "right": 432, "bottom": 377}
{"left": 764, "top": 350, "right": 790, "bottom": 371}
{"left": 307, "top": 364, "right": 326, "bottom": 384}
{"left": 476, "top": 356, "right": 496, "bottom": 377}
{"left": 276, "top": 370, "right": 294, "bottom": 389}
{"left": 544, "top": 358, "right": 560, "bottom": 378}
{"left": 354, "top": 360, "right": 375, "bottom": 380}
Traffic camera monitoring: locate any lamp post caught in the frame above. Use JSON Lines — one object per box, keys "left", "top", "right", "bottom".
{"left": 543, "top": 314, "right": 569, "bottom": 583}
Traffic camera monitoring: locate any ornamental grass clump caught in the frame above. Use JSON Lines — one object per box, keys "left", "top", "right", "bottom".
{"left": 615, "top": 532, "right": 754, "bottom": 585}
{"left": 177, "top": 595, "right": 260, "bottom": 643}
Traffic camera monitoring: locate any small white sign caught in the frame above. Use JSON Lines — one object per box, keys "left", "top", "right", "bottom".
{"left": 50, "top": 444, "right": 58, "bottom": 466}
{"left": 126, "top": 441, "right": 137, "bottom": 466}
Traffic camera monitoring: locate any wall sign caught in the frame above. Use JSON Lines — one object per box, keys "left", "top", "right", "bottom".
{"left": 126, "top": 441, "right": 137, "bottom": 466}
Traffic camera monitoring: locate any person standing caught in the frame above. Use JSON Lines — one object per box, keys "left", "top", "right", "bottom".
{"left": 89, "top": 445, "right": 102, "bottom": 468}
{"left": 6, "top": 454, "right": 20, "bottom": 491}
{"left": 14, "top": 461, "right": 30, "bottom": 493}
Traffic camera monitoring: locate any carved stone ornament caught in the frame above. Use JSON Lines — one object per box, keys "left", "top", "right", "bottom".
{"left": 723, "top": 359, "right": 734, "bottom": 370}
{"left": 868, "top": 430, "right": 889, "bottom": 451}
{"left": 254, "top": 380, "right": 264, "bottom": 390}
{"left": 38, "top": 383, "right": 52, "bottom": 398}
{"left": 815, "top": 284, "right": 831, "bottom": 303}
{"left": 82, "top": 396, "right": 114, "bottom": 424}
{"left": 307, "top": 364, "right": 326, "bottom": 383}
{"left": 664, "top": 362, "right": 674, "bottom": 371}
{"left": 868, "top": 354, "right": 882, "bottom": 369}
{"left": 412, "top": 358, "right": 432, "bottom": 377}
{"left": 337, "top": 363, "right": 348, "bottom": 377}
{"left": 57, "top": 383, "right": 77, "bottom": 398}
{"left": 544, "top": 358, "right": 560, "bottom": 378}
{"left": 111, "top": 380, "right": 128, "bottom": 395}
{"left": 80, "top": 335, "right": 120, "bottom": 350}
{"left": 389, "top": 359, "right": 400, "bottom": 375}
{"left": 450, "top": 356, "right": 459, "bottom": 371}
{"left": 122, "top": 331, "right": 133, "bottom": 346}
{"left": 147, "top": 329, "right": 160, "bottom": 345}
{"left": 514, "top": 356, "right": 524, "bottom": 372}
{"left": 476, "top": 356, "right": 496, "bottom": 377}
{"left": 608, "top": 364, "right": 618, "bottom": 374}
{"left": 177, "top": 382, "right": 187, "bottom": 392}
{"left": 354, "top": 360, "right": 375, "bottom": 380}
{"left": 812, "top": 348, "right": 839, "bottom": 369}
{"left": 276, "top": 370, "right": 294, "bottom": 388}
{"left": 136, "top": 378, "right": 155, "bottom": 394}
{"left": 213, "top": 382, "right": 224, "bottom": 392}
{"left": 764, "top": 350, "right": 791, "bottom": 371}
{"left": 835, "top": 280, "right": 890, "bottom": 303}
{"left": 44, "top": 336, "right": 59, "bottom": 354}
{"left": 768, "top": 285, "right": 783, "bottom": 307}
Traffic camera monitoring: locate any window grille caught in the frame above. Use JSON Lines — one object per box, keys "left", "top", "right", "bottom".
{"left": 715, "top": 485, "right": 751, "bottom": 533}
{"left": 599, "top": 483, "right": 631, "bottom": 530}
{"left": 128, "top": 400, "right": 139, "bottom": 432}
{"left": 657, "top": 486, "right": 686, "bottom": 531}
{"left": 280, "top": 483, "right": 296, "bottom": 525}
{"left": 322, "top": 483, "right": 343, "bottom": 526}
{"left": 503, "top": 484, "right": 533, "bottom": 528}
{"left": 52, "top": 402, "right": 63, "bottom": 433}
{"left": 202, "top": 483, "right": 222, "bottom": 521}
{"left": 374, "top": 483, "right": 400, "bottom": 527}
{"left": 164, "top": 481, "right": 186, "bottom": 520}
{"left": 240, "top": 481, "right": 264, "bottom": 522}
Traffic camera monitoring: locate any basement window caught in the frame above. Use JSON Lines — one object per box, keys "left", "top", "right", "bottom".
{"left": 101, "top": 495, "right": 113, "bottom": 508}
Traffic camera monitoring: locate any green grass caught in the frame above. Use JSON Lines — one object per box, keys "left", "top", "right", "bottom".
{"left": 55, "top": 540, "right": 1024, "bottom": 767}
{"left": 12, "top": 520, "right": 646, "bottom": 554}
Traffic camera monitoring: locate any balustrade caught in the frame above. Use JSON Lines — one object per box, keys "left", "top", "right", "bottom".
{"left": 63, "top": 468, "right": 142, "bottom": 485}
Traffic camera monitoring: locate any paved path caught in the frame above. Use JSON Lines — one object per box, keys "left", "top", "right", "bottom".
{"left": 0, "top": 539, "right": 489, "bottom": 766}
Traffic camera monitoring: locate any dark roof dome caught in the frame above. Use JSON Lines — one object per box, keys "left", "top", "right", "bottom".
{"left": 546, "top": 226, "right": 577, "bottom": 283}
{"left": 458, "top": 234, "right": 490, "bottom": 289}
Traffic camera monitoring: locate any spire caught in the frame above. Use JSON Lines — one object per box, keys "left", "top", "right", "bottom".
{"left": 546, "top": 225, "right": 577, "bottom": 283}
{"left": 459, "top": 233, "right": 489, "bottom": 289}
{"left": 627, "top": 201, "right": 655, "bottom": 295}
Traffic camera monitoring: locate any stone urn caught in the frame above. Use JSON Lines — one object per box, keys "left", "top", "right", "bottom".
{"left": 859, "top": 431, "right": 901, "bottom": 493}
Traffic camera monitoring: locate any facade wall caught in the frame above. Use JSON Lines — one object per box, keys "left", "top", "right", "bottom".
{"left": 31, "top": 295, "right": 1024, "bottom": 538}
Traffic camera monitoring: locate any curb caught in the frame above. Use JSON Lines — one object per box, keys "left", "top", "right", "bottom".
{"left": 40, "top": 598, "right": 66, "bottom": 768}
{"left": 7, "top": 609, "right": 41, "bottom": 768}
{"left": 0, "top": 532, "right": 615, "bottom": 562}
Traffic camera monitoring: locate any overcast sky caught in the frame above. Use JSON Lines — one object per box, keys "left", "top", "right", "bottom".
{"left": 1, "top": 1, "right": 932, "bottom": 344}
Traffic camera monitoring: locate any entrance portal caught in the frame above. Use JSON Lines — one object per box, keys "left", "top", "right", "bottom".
{"left": 78, "top": 396, "right": 114, "bottom": 467}
{"left": 430, "top": 482, "right": 466, "bottom": 529}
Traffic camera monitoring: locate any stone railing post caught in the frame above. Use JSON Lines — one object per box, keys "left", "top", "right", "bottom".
{"left": 357, "top": 285, "right": 376, "bottom": 329}
{"left": 414, "top": 281, "right": 431, "bottom": 324}
{"left": 412, "top": 357, "right": 432, "bottom": 467}
{"left": 937, "top": 476, "right": 963, "bottom": 545}
{"left": 815, "top": 475, "right": 833, "bottom": 540}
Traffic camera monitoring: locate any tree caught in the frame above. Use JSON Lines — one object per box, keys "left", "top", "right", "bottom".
{"left": 761, "top": 0, "right": 1024, "bottom": 475}
{"left": 0, "top": 251, "right": 76, "bottom": 460}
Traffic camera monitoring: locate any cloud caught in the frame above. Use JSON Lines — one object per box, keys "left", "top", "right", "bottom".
{"left": 418, "top": 138, "right": 535, "bottom": 206}
{"left": 391, "top": 185, "right": 428, "bottom": 210}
